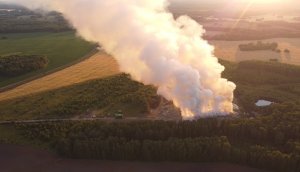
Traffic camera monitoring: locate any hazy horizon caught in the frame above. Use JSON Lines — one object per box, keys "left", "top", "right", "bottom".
{"left": 170, "top": 0, "right": 300, "bottom": 11}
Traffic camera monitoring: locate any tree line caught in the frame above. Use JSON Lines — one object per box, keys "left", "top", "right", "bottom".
{"left": 0, "top": 55, "right": 49, "bottom": 76}
{"left": 239, "top": 41, "right": 278, "bottom": 51}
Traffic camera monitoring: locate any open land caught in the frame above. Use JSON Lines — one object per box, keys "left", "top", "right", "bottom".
{"left": 0, "top": 3, "right": 299, "bottom": 172}
{"left": 0, "top": 52, "right": 119, "bottom": 101}
{"left": 211, "top": 38, "right": 300, "bottom": 65}
{"left": 0, "top": 32, "right": 95, "bottom": 87}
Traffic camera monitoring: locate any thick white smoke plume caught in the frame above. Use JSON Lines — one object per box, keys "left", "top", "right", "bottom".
{"left": 3, "top": 0, "right": 236, "bottom": 120}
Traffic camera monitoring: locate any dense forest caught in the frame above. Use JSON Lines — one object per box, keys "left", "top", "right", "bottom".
{"left": 10, "top": 115, "right": 299, "bottom": 172}
{"left": 0, "top": 55, "right": 49, "bottom": 76}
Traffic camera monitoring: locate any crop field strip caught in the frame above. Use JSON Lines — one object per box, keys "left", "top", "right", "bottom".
{"left": 0, "top": 52, "right": 120, "bottom": 101}
{"left": 0, "top": 48, "right": 99, "bottom": 93}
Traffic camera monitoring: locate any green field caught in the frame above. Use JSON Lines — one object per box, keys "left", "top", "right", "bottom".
{"left": 0, "top": 32, "right": 94, "bottom": 87}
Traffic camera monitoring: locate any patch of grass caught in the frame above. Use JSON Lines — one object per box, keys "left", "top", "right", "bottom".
{"left": 0, "top": 32, "right": 94, "bottom": 87}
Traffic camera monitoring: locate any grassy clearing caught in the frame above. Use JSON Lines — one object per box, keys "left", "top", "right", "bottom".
{"left": 0, "top": 32, "right": 95, "bottom": 87}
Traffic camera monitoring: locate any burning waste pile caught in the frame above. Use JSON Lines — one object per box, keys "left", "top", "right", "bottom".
{"left": 4, "top": 0, "right": 236, "bottom": 120}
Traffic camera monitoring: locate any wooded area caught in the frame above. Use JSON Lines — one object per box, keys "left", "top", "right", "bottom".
{"left": 14, "top": 116, "right": 300, "bottom": 172}
{"left": 0, "top": 55, "right": 48, "bottom": 76}
{"left": 0, "top": 74, "right": 159, "bottom": 120}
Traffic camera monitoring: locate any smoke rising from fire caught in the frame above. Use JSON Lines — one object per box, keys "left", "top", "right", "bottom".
{"left": 3, "top": 0, "right": 236, "bottom": 119}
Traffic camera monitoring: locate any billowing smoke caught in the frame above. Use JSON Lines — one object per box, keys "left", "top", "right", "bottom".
{"left": 2, "top": 0, "right": 236, "bottom": 120}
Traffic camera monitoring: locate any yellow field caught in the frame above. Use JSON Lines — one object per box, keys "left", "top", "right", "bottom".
{"left": 210, "top": 38, "right": 300, "bottom": 66}
{"left": 0, "top": 52, "right": 120, "bottom": 101}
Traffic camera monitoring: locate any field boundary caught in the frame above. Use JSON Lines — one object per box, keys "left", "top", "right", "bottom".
{"left": 0, "top": 47, "right": 99, "bottom": 93}
{"left": 0, "top": 117, "right": 179, "bottom": 125}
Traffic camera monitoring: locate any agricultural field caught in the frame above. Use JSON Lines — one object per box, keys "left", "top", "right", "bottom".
{"left": 0, "top": 32, "right": 95, "bottom": 87}
{"left": 0, "top": 52, "right": 120, "bottom": 101}
{"left": 211, "top": 38, "right": 300, "bottom": 66}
